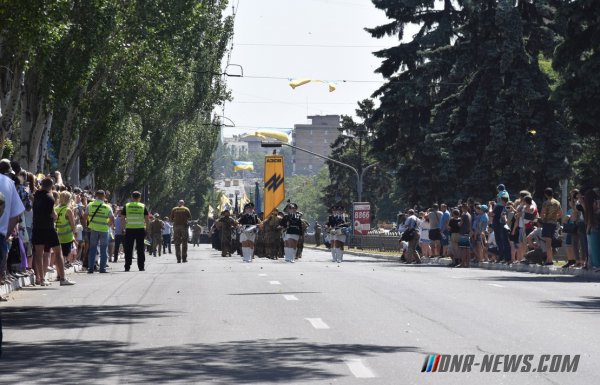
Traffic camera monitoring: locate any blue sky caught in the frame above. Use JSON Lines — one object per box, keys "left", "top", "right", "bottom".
{"left": 220, "top": 0, "right": 401, "bottom": 137}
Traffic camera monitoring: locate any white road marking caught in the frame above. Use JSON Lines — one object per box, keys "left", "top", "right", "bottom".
{"left": 258, "top": 273, "right": 268, "bottom": 276}
{"left": 305, "top": 318, "right": 330, "bottom": 329}
{"left": 488, "top": 283, "right": 505, "bottom": 288}
{"left": 283, "top": 295, "right": 298, "bottom": 301}
{"left": 269, "top": 281, "right": 281, "bottom": 285}
{"left": 345, "top": 358, "right": 376, "bottom": 378}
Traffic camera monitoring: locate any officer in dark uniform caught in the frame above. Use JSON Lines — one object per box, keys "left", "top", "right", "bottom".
{"left": 279, "top": 202, "right": 303, "bottom": 263}
{"left": 326, "top": 204, "right": 350, "bottom": 262}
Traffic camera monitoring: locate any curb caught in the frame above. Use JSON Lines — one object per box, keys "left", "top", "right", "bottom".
{"left": 1, "top": 264, "right": 83, "bottom": 298}
{"left": 305, "top": 246, "right": 600, "bottom": 281}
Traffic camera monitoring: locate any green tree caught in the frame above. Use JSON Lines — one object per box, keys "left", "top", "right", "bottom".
{"left": 367, "top": 0, "right": 571, "bottom": 206}
{"left": 1, "top": 0, "right": 233, "bottom": 217}
{"left": 323, "top": 100, "right": 391, "bottom": 223}
{"left": 553, "top": 0, "right": 600, "bottom": 188}
{"left": 286, "top": 168, "right": 330, "bottom": 224}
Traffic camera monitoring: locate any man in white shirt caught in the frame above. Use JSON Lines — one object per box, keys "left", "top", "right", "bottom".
{"left": 0, "top": 171, "right": 26, "bottom": 283}
{"left": 403, "top": 209, "right": 422, "bottom": 264}
{"left": 162, "top": 217, "right": 173, "bottom": 254}
{"left": 0, "top": 168, "right": 26, "bottom": 356}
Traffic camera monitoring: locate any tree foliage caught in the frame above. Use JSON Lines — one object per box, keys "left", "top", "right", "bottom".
{"left": 0, "top": 0, "right": 233, "bottom": 216}
{"left": 364, "top": 0, "right": 573, "bottom": 207}
{"left": 553, "top": 0, "right": 600, "bottom": 189}
{"left": 323, "top": 99, "right": 393, "bottom": 222}
{"left": 286, "top": 167, "right": 330, "bottom": 225}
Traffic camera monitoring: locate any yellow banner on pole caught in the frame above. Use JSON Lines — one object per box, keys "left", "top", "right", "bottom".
{"left": 263, "top": 155, "right": 285, "bottom": 215}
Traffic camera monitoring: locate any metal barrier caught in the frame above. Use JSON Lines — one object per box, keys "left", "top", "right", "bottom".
{"left": 305, "top": 232, "right": 402, "bottom": 252}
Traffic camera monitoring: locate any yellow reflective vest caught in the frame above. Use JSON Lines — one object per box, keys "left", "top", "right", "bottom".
{"left": 125, "top": 201, "right": 146, "bottom": 229}
{"left": 88, "top": 200, "right": 111, "bottom": 232}
{"left": 55, "top": 205, "right": 74, "bottom": 244}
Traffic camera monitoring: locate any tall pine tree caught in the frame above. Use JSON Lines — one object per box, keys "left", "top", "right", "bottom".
{"left": 368, "top": 0, "right": 570, "bottom": 206}
{"left": 366, "top": 0, "right": 462, "bottom": 206}
{"left": 553, "top": 0, "right": 600, "bottom": 188}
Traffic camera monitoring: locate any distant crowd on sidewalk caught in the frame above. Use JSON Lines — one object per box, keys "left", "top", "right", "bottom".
{"left": 0, "top": 159, "right": 208, "bottom": 294}
{"left": 396, "top": 184, "right": 600, "bottom": 270}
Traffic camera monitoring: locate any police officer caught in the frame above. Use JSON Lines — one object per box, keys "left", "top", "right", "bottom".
{"left": 239, "top": 202, "right": 260, "bottom": 262}
{"left": 279, "top": 202, "right": 303, "bottom": 263}
{"left": 120, "top": 191, "right": 149, "bottom": 271}
{"left": 86, "top": 190, "right": 114, "bottom": 273}
{"left": 326, "top": 204, "right": 350, "bottom": 262}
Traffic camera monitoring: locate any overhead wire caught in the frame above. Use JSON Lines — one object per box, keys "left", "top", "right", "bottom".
{"left": 236, "top": 43, "right": 388, "bottom": 48}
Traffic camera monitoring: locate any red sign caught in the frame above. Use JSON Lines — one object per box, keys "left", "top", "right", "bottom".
{"left": 353, "top": 202, "right": 371, "bottom": 235}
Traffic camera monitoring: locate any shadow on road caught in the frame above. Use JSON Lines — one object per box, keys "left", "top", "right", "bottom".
{"left": 228, "top": 291, "right": 321, "bottom": 296}
{"left": 1, "top": 305, "right": 175, "bottom": 330}
{"left": 0, "top": 338, "right": 419, "bottom": 384}
{"left": 540, "top": 296, "right": 600, "bottom": 313}
{"left": 477, "top": 275, "right": 598, "bottom": 283}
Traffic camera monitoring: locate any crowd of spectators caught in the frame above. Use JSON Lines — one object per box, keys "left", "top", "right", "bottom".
{"left": 397, "top": 184, "right": 600, "bottom": 270}
{"left": 0, "top": 159, "right": 177, "bottom": 294}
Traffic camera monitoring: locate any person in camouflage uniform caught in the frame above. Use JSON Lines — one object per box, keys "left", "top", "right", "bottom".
{"left": 263, "top": 210, "right": 282, "bottom": 259}
{"left": 295, "top": 215, "right": 309, "bottom": 259}
{"left": 215, "top": 209, "right": 238, "bottom": 257}
{"left": 254, "top": 213, "right": 266, "bottom": 258}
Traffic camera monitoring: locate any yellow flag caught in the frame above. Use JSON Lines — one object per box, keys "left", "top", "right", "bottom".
{"left": 240, "top": 192, "right": 250, "bottom": 208}
{"left": 289, "top": 78, "right": 337, "bottom": 92}
{"left": 249, "top": 129, "right": 291, "bottom": 143}
{"left": 263, "top": 155, "right": 285, "bottom": 215}
{"left": 208, "top": 205, "right": 215, "bottom": 219}
{"left": 218, "top": 193, "right": 231, "bottom": 212}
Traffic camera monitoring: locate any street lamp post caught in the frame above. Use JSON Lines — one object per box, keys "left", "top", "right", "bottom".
{"left": 260, "top": 141, "right": 377, "bottom": 202}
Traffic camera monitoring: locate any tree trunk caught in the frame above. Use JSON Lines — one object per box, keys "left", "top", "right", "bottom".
{"left": 0, "top": 62, "right": 23, "bottom": 154}
{"left": 37, "top": 112, "right": 52, "bottom": 173}
{"left": 20, "top": 69, "right": 53, "bottom": 172}
{"left": 57, "top": 93, "right": 82, "bottom": 178}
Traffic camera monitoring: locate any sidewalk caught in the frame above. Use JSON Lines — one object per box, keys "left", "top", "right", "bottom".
{"left": 305, "top": 245, "right": 600, "bottom": 281}
{"left": 1, "top": 264, "right": 83, "bottom": 300}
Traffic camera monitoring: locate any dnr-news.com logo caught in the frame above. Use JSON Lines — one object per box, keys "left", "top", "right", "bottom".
{"left": 422, "top": 354, "right": 580, "bottom": 373}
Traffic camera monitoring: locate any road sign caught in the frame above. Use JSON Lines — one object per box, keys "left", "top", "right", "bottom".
{"left": 353, "top": 202, "right": 371, "bottom": 235}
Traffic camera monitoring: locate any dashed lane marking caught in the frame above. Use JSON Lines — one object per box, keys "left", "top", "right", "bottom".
{"left": 488, "top": 283, "right": 505, "bottom": 288}
{"left": 345, "top": 358, "right": 376, "bottom": 378}
{"left": 305, "top": 318, "right": 330, "bottom": 329}
{"left": 283, "top": 295, "right": 298, "bottom": 301}
{"left": 269, "top": 281, "right": 281, "bottom": 285}
{"left": 259, "top": 273, "right": 268, "bottom": 276}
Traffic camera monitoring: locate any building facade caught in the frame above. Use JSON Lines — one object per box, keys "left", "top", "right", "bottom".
{"left": 292, "top": 115, "right": 340, "bottom": 175}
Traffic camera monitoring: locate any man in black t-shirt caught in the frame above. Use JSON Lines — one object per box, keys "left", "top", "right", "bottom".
{"left": 32, "top": 177, "right": 75, "bottom": 286}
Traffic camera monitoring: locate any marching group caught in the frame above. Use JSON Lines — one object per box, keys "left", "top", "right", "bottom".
{"left": 396, "top": 184, "right": 600, "bottom": 270}
{"left": 210, "top": 202, "right": 350, "bottom": 263}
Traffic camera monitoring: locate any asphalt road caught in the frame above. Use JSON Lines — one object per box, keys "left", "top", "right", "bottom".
{"left": 1, "top": 245, "right": 599, "bottom": 385}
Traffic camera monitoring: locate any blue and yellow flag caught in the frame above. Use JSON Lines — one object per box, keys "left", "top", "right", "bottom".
{"left": 233, "top": 161, "right": 254, "bottom": 172}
